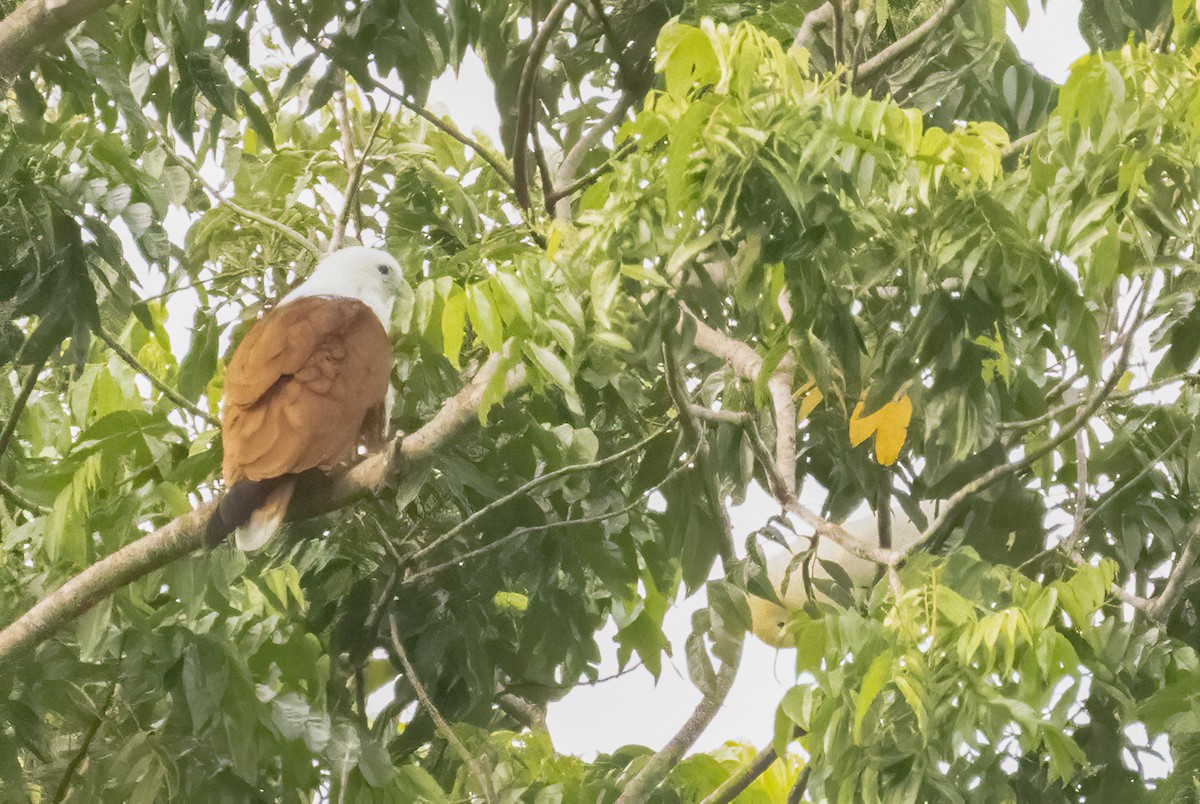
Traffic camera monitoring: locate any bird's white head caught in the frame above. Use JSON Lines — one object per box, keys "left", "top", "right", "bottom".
{"left": 281, "top": 246, "right": 405, "bottom": 329}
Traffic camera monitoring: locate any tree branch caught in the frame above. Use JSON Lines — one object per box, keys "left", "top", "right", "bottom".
{"left": 404, "top": 421, "right": 672, "bottom": 567}
{"left": 698, "top": 745, "right": 779, "bottom": 804}
{"left": 681, "top": 305, "right": 891, "bottom": 565}
{"left": 787, "top": 765, "right": 812, "bottom": 804}
{"left": 0, "top": 356, "right": 527, "bottom": 664}
{"left": 794, "top": 3, "right": 834, "bottom": 51}
{"left": 511, "top": 0, "right": 573, "bottom": 210}
{"left": 171, "top": 154, "right": 321, "bottom": 258}
{"left": 0, "top": 477, "right": 48, "bottom": 515}
{"left": 388, "top": 611, "right": 497, "bottom": 804}
{"left": 329, "top": 87, "right": 384, "bottom": 253}
{"left": 0, "top": 0, "right": 113, "bottom": 86}
{"left": 93, "top": 324, "right": 220, "bottom": 428}
{"left": 614, "top": 639, "right": 744, "bottom": 803}
{"left": 1082, "top": 421, "right": 1195, "bottom": 529}
{"left": 0, "top": 352, "right": 45, "bottom": 461}
{"left": 853, "top": 0, "right": 967, "bottom": 87}
{"left": 908, "top": 335, "right": 1135, "bottom": 562}
{"left": 1149, "top": 519, "right": 1200, "bottom": 621}
{"left": 371, "top": 78, "right": 517, "bottom": 192}
{"left": 51, "top": 681, "right": 117, "bottom": 803}
{"left": 552, "top": 92, "right": 635, "bottom": 220}
{"left": 1059, "top": 429, "right": 1090, "bottom": 558}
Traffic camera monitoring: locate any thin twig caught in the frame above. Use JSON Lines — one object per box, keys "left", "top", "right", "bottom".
{"left": 94, "top": 325, "right": 220, "bottom": 427}
{"left": 1082, "top": 421, "right": 1195, "bottom": 528}
{"left": 854, "top": 0, "right": 967, "bottom": 87}
{"left": 664, "top": 338, "right": 734, "bottom": 562}
{"left": 330, "top": 82, "right": 356, "bottom": 252}
{"left": 388, "top": 612, "right": 497, "bottom": 804}
{"left": 547, "top": 139, "right": 636, "bottom": 202}
{"left": 698, "top": 745, "right": 779, "bottom": 804}
{"left": 371, "top": 80, "right": 517, "bottom": 191}
{"left": 531, "top": 123, "right": 557, "bottom": 214}
{"left": 1110, "top": 372, "right": 1200, "bottom": 401}
{"left": 405, "top": 423, "right": 674, "bottom": 565}
{"left": 909, "top": 331, "right": 1137, "bottom": 561}
{"left": 585, "top": 0, "right": 638, "bottom": 81}
{"left": 552, "top": 92, "right": 635, "bottom": 220}
{"left": 0, "top": 352, "right": 45, "bottom": 461}
{"left": 52, "top": 682, "right": 118, "bottom": 803}
{"left": 329, "top": 88, "right": 385, "bottom": 253}
{"left": 829, "top": 0, "right": 844, "bottom": 65}
{"left": 511, "top": 0, "right": 574, "bottom": 209}
{"left": 1059, "top": 429, "right": 1090, "bottom": 557}
{"left": 170, "top": 154, "right": 320, "bottom": 258}
{"left": 999, "top": 391, "right": 1087, "bottom": 431}
{"left": 407, "top": 495, "right": 649, "bottom": 582}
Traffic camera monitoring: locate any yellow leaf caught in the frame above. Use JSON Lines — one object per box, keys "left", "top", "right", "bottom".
{"left": 848, "top": 394, "right": 913, "bottom": 465}
{"left": 848, "top": 401, "right": 874, "bottom": 447}
{"left": 873, "top": 395, "right": 912, "bottom": 465}
{"left": 798, "top": 386, "right": 823, "bottom": 421}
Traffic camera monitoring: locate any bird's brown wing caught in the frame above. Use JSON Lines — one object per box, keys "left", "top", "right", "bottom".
{"left": 221, "top": 296, "right": 393, "bottom": 484}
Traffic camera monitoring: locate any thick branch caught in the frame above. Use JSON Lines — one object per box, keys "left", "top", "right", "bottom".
{"left": 698, "top": 745, "right": 779, "bottom": 804}
{"left": 94, "top": 325, "right": 219, "bottom": 427}
{"left": 854, "top": 0, "right": 967, "bottom": 87}
{"left": 388, "top": 612, "right": 497, "bottom": 804}
{"left": 1149, "top": 520, "right": 1200, "bottom": 621}
{"left": 0, "top": 357, "right": 527, "bottom": 664}
{"left": 794, "top": 3, "right": 834, "bottom": 50}
{"left": 0, "top": 0, "right": 112, "bottom": 85}
{"left": 614, "top": 640, "right": 743, "bottom": 803}
{"left": 511, "top": 0, "right": 573, "bottom": 209}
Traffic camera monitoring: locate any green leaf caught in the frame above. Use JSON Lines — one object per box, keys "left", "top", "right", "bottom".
{"left": 465, "top": 282, "right": 504, "bottom": 351}
{"left": 523, "top": 341, "right": 572, "bottom": 391}
{"left": 238, "top": 90, "right": 276, "bottom": 151}
{"left": 441, "top": 284, "right": 466, "bottom": 368}
{"left": 853, "top": 649, "right": 893, "bottom": 744}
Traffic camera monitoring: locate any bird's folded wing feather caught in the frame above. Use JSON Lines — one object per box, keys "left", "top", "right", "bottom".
{"left": 221, "top": 296, "right": 393, "bottom": 483}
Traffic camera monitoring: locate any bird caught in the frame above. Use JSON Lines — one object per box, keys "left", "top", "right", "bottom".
{"left": 204, "top": 246, "right": 404, "bottom": 551}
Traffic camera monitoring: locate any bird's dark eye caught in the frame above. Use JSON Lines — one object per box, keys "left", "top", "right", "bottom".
{"left": 377, "top": 264, "right": 390, "bottom": 275}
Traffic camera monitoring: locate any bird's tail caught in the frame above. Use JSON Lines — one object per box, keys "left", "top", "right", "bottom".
{"left": 205, "top": 476, "right": 297, "bottom": 550}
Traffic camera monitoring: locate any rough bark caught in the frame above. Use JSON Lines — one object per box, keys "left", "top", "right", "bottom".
{"left": 0, "top": 0, "right": 113, "bottom": 85}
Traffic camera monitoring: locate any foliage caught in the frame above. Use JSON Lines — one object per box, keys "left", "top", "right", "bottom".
{"left": 2, "top": 0, "right": 1200, "bottom": 801}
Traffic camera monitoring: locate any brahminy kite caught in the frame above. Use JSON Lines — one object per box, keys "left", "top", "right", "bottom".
{"left": 205, "top": 246, "right": 403, "bottom": 550}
